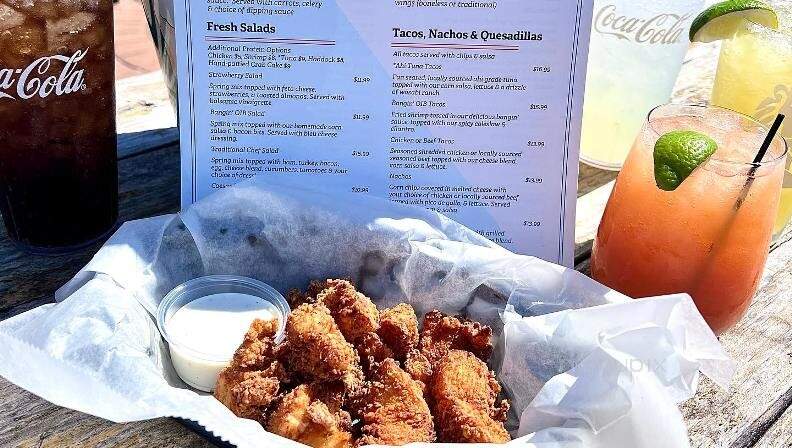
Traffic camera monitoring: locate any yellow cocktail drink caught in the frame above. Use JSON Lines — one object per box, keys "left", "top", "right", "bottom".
{"left": 711, "top": 2, "right": 792, "bottom": 240}
{"left": 776, "top": 188, "right": 792, "bottom": 235}
{"left": 591, "top": 105, "right": 787, "bottom": 334}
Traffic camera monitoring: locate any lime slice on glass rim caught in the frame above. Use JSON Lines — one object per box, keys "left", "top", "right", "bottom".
{"left": 689, "top": 0, "right": 779, "bottom": 42}
{"left": 654, "top": 131, "right": 718, "bottom": 191}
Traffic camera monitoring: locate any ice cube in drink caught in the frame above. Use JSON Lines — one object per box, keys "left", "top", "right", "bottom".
{"left": 0, "top": 0, "right": 118, "bottom": 251}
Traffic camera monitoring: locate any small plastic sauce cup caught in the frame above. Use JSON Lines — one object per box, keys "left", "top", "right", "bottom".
{"left": 156, "top": 275, "right": 290, "bottom": 392}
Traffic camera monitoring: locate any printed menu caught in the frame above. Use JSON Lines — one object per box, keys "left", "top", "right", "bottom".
{"left": 175, "top": 0, "right": 593, "bottom": 265}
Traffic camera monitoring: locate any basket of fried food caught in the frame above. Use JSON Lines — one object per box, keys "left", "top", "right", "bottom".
{"left": 215, "top": 278, "right": 511, "bottom": 447}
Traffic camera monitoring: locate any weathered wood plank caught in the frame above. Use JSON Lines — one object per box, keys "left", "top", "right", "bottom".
{"left": 118, "top": 126, "right": 179, "bottom": 160}
{"left": 730, "top": 387, "right": 792, "bottom": 448}
{"left": 753, "top": 406, "right": 792, "bottom": 448}
{"left": 680, "top": 223, "right": 792, "bottom": 448}
{"left": 578, "top": 164, "right": 617, "bottom": 197}
{"left": 0, "top": 378, "right": 213, "bottom": 448}
{"left": 116, "top": 71, "right": 178, "bottom": 159}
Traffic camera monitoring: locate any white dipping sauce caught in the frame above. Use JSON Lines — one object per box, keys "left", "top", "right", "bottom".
{"left": 166, "top": 293, "right": 278, "bottom": 392}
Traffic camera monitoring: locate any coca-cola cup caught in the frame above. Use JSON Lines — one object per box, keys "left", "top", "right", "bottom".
{"left": 0, "top": 0, "right": 118, "bottom": 252}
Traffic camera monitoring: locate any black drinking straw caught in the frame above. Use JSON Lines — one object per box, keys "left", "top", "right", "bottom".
{"left": 695, "top": 113, "right": 787, "bottom": 286}
{"left": 734, "top": 114, "right": 786, "bottom": 211}
{"left": 753, "top": 114, "right": 786, "bottom": 164}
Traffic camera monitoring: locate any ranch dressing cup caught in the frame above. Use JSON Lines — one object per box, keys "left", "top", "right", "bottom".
{"left": 156, "top": 275, "right": 289, "bottom": 392}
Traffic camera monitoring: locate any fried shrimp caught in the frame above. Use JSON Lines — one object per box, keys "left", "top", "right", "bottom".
{"left": 404, "top": 349, "right": 433, "bottom": 392}
{"left": 286, "top": 280, "right": 331, "bottom": 308}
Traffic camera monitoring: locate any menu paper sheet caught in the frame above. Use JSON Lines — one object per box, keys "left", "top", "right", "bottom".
{"left": 175, "top": 0, "right": 593, "bottom": 266}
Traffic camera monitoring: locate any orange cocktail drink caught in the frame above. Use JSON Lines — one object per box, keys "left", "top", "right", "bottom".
{"left": 591, "top": 104, "right": 787, "bottom": 334}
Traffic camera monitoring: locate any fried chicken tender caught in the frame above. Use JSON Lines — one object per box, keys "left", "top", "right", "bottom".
{"left": 404, "top": 349, "right": 433, "bottom": 392}
{"left": 431, "top": 350, "right": 510, "bottom": 443}
{"left": 317, "top": 279, "right": 380, "bottom": 343}
{"left": 419, "top": 310, "right": 493, "bottom": 366}
{"left": 216, "top": 287, "right": 512, "bottom": 446}
{"left": 287, "top": 280, "right": 331, "bottom": 308}
{"left": 284, "top": 303, "right": 363, "bottom": 387}
{"left": 214, "top": 319, "right": 288, "bottom": 421}
{"left": 357, "top": 358, "right": 436, "bottom": 446}
{"left": 215, "top": 370, "right": 282, "bottom": 421}
{"left": 267, "top": 382, "right": 354, "bottom": 448}
{"left": 355, "top": 332, "right": 394, "bottom": 372}
{"left": 378, "top": 304, "right": 418, "bottom": 360}
{"left": 227, "top": 318, "right": 281, "bottom": 370}
{"left": 286, "top": 289, "right": 310, "bottom": 309}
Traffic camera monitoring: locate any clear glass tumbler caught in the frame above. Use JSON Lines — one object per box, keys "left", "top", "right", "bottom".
{"left": 591, "top": 104, "right": 787, "bottom": 334}
{"left": 580, "top": 0, "right": 704, "bottom": 170}
{"left": 0, "top": 0, "right": 118, "bottom": 252}
{"left": 711, "top": 1, "right": 792, "bottom": 241}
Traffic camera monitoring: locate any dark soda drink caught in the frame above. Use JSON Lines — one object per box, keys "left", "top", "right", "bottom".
{"left": 0, "top": 0, "right": 118, "bottom": 252}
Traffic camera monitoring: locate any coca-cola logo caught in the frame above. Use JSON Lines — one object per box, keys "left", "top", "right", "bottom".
{"left": 594, "top": 4, "right": 693, "bottom": 45}
{"left": 0, "top": 49, "right": 88, "bottom": 101}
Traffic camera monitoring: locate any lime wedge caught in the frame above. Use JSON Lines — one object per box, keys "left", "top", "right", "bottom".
{"left": 654, "top": 131, "right": 718, "bottom": 191}
{"left": 689, "top": 0, "right": 779, "bottom": 43}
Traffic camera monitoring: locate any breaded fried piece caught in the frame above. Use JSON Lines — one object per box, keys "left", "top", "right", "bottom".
{"left": 404, "top": 349, "right": 433, "bottom": 392}
{"left": 317, "top": 279, "right": 379, "bottom": 343}
{"left": 214, "top": 319, "right": 287, "bottom": 421}
{"left": 355, "top": 332, "right": 394, "bottom": 372}
{"left": 419, "top": 310, "right": 493, "bottom": 366}
{"left": 284, "top": 303, "right": 363, "bottom": 387}
{"left": 215, "top": 370, "right": 282, "bottom": 422}
{"left": 307, "top": 279, "right": 331, "bottom": 297}
{"left": 229, "top": 318, "right": 280, "bottom": 370}
{"left": 267, "top": 383, "right": 353, "bottom": 448}
{"left": 286, "top": 288, "right": 311, "bottom": 309}
{"left": 431, "top": 350, "right": 510, "bottom": 443}
{"left": 286, "top": 280, "right": 330, "bottom": 308}
{"left": 357, "top": 359, "right": 436, "bottom": 446}
{"left": 378, "top": 304, "right": 418, "bottom": 360}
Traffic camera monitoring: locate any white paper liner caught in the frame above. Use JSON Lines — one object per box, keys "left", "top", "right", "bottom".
{"left": 0, "top": 177, "right": 734, "bottom": 448}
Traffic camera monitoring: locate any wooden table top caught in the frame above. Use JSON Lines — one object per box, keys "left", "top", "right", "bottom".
{"left": 1, "top": 43, "right": 791, "bottom": 448}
